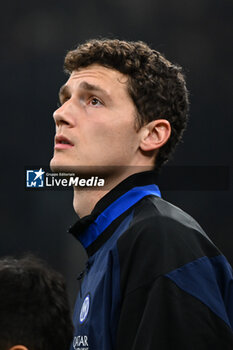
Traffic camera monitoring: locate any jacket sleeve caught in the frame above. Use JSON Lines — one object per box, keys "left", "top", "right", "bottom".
{"left": 116, "top": 214, "right": 233, "bottom": 350}
{"left": 116, "top": 275, "right": 233, "bottom": 350}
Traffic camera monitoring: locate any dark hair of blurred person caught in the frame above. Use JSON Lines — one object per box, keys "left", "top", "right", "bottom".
{"left": 0, "top": 254, "right": 73, "bottom": 350}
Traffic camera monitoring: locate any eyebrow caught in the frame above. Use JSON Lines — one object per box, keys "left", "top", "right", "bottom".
{"left": 79, "top": 81, "right": 110, "bottom": 96}
{"left": 59, "top": 81, "right": 112, "bottom": 101}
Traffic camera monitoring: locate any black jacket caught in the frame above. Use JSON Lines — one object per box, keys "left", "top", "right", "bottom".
{"left": 70, "top": 171, "right": 233, "bottom": 350}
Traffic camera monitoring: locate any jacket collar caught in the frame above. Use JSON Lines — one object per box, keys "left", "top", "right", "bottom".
{"left": 69, "top": 171, "right": 160, "bottom": 255}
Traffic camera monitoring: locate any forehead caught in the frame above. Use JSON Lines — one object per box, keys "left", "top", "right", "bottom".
{"left": 63, "top": 64, "right": 129, "bottom": 94}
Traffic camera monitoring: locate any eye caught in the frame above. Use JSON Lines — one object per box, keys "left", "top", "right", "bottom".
{"left": 58, "top": 96, "right": 70, "bottom": 106}
{"left": 89, "top": 97, "right": 103, "bottom": 107}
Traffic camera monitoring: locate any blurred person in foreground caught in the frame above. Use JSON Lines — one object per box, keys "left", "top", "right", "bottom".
{"left": 0, "top": 254, "right": 73, "bottom": 350}
{"left": 50, "top": 39, "right": 233, "bottom": 349}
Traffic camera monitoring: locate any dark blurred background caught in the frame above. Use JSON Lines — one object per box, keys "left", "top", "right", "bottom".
{"left": 1, "top": 0, "right": 232, "bottom": 305}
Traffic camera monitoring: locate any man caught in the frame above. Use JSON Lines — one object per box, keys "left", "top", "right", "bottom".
{"left": 0, "top": 254, "right": 73, "bottom": 350}
{"left": 50, "top": 39, "right": 233, "bottom": 349}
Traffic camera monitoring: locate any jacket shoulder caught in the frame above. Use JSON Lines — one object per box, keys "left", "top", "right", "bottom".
{"left": 117, "top": 195, "right": 220, "bottom": 293}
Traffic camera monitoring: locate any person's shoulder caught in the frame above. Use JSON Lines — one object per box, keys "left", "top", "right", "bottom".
{"left": 117, "top": 195, "right": 219, "bottom": 273}
{"left": 128, "top": 195, "right": 210, "bottom": 241}
{"left": 117, "top": 195, "right": 221, "bottom": 292}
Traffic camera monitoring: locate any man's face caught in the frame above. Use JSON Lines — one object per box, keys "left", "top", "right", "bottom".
{"left": 50, "top": 64, "right": 141, "bottom": 173}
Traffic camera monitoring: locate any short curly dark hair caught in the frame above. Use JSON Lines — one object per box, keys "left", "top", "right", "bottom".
{"left": 0, "top": 254, "right": 73, "bottom": 350}
{"left": 64, "top": 39, "right": 189, "bottom": 169}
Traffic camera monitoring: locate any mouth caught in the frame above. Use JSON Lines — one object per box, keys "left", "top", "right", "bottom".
{"left": 54, "top": 135, "right": 74, "bottom": 150}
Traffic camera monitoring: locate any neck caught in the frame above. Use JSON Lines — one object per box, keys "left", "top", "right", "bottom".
{"left": 73, "top": 188, "right": 108, "bottom": 217}
{"left": 73, "top": 168, "right": 149, "bottom": 217}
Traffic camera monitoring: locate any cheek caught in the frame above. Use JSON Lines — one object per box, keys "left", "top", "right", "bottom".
{"left": 96, "top": 124, "right": 135, "bottom": 148}
{"left": 115, "top": 120, "right": 138, "bottom": 144}
{"left": 82, "top": 112, "right": 137, "bottom": 149}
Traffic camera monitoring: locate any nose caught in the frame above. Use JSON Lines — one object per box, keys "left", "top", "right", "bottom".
{"left": 53, "top": 103, "right": 75, "bottom": 128}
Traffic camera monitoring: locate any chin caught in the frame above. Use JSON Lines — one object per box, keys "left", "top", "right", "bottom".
{"left": 50, "top": 157, "right": 80, "bottom": 174}
{"left": 50, "top": 157, "right": 68, "bottom": 172}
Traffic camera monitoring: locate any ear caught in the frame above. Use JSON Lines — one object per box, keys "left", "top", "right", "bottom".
{"left": 9, "top": 346, "right": 29, "bottom": 350}
{"left": 139, "top": 119, "right": 171, "bottom": 152}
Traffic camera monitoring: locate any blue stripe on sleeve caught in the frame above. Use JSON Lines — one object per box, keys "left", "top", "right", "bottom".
{"left": 165, "top": 255, "right": 233, "bottom": 329}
